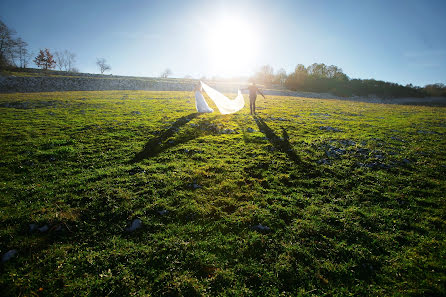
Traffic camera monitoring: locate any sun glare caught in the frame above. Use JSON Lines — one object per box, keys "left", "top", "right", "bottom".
{"left": 206, "top": 17, "right": 259, "bottom": 77}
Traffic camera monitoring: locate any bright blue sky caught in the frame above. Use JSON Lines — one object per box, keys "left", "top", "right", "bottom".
{"left": 1, "top": 0, "right": 445, "bottom": 86}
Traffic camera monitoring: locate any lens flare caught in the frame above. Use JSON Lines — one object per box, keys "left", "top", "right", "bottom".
{"left": 206, "top": 17, "right": 259, "bottom": 77}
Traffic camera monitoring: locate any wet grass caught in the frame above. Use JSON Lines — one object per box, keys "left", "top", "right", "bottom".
{"left": 0, "top": 90, "right": 445, "bottom": 296}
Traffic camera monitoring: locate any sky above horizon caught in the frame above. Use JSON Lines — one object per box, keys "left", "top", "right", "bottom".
{"left": 1, "top": 0, "right": 445, "bottom": 86}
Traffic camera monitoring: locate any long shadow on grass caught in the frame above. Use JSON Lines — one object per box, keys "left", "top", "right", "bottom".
{"left": 130, "top": 112, "right": 200, "bottom": 163}
{"left": 254, "top": 115, "right": 308, "bottom": 168}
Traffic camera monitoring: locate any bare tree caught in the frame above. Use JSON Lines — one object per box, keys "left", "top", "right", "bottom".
{"left": 160, "top": 68, "right": 172, "bottom": 78}
{"left": 66, "top": 51, "right": 76, "bottom": 72}
{"left": 15, "top": 38, "right": 31, "bottom": 68}
{"left": 6, "top": 39, "right": 18, "bottom": 67}
{"left": 55, "top": 50, "right": 77, "bottom": 71}
{"left": 96, "top": 58, "right": 111, "bottom": 74}
{"left": 1, "top": 20, "right": 33, "bottom": 69}
{"left": 0, "top": 19, "right": 17, "bottom": 67}
{"left": 54, "top": 51, "right": 66, "bottom": 70}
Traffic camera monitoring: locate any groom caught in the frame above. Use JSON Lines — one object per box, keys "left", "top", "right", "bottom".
{"left": 242, "top": 82, "right": 265, "bottom": 115}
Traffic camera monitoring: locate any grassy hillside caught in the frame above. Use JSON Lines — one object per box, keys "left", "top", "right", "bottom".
{"left": 0, "top": 91, "right": 445, "bottom": 296}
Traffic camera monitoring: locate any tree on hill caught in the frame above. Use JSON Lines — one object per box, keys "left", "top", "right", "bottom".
{"left": 160, "top": 68, "right": 172, "bottom": 78}
{"left": 307, "top": 63, "right": 328, "bottom": 78}
{"left": 0, "top": 20, "right": 15, "bottom": 67}
{"left": 34, "top": 48, "right": 56, "bottom": 70}
{"left": 96, "top": 58, "right": 111, "bottom": 74}
{"left": 253, "top": 64, "right": 274, "bottom": 86}
{"left": 274, "top": 68, "right": 287, "bottom": 86}
{"left": 283, "top": 62, "right": 428, "bottom": 98}
{"left": 65, "top": 51, "right": 76, "bottom": 72}
{"left": 294, "top": 64, "right": 307, "bottom": 74}
{"left": 55, "top": 50, "right": 77, "bottom": 71}
{"left": 284, "top": 64, "right": 307, "bottom": 90}
{"left": 424, "top": 83, "right": 446, "bottom": 97}
{"left": 0, "top": 19, "right": 32, "bottom": 69}
{"left": 54, "top": 51, "right": 65, "bottom": 71}
{"left": 327, "top": 65, "right": 348, "bottom": 80}
{"left": 15, "top": 38, "right": 31, "bottom": 68}
{"left": 0, "top": 19, "right": 33, "bottom": 69}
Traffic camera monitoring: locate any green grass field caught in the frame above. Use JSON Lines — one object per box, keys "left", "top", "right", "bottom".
{"left": 1, "top": 91, "right": 445, "bottom": 296}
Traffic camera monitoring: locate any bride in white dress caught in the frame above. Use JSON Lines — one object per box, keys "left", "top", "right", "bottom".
{"left": 194, "top": 83, "right": 214, "bottom": 113}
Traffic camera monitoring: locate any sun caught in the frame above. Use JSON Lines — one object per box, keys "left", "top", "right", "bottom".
{"left": 206, "top": 17, "right": 259, "bottom": 77}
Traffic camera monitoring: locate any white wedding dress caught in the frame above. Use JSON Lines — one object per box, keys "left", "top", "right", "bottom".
{"left": 200, "top": 82, "right": 244, "bottom": 114}
{"left": 195, "top": 81, "right": 244, "bottom": 114}
{"left": 195, "top": 90, "right": 214, "bottom": 113}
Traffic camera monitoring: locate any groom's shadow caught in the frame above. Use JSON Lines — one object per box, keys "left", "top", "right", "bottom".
{"left": 254, "top": 115, "right": 306, "bottom": 167}
{"left": 130, "top": 113, "right": 200, "bottom": 163}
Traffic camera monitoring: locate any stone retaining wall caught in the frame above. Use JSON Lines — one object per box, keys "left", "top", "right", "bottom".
{"left": 2, "top": 75, "right": 443, "bottom": 106}
{"left": 0, "top": 76, "right": 196, "bottom": 93}
{"left": 0, "top": 75, "right": 340, "bottom": 99}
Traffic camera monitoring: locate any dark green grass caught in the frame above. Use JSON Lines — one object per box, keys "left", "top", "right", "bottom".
{"left": 1, "top": 91, "right": 445, "bottom": 296}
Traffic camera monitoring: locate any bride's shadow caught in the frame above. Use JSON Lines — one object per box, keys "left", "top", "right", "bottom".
{"left": 130, "top": 112, "right": 200, "bottom": 163}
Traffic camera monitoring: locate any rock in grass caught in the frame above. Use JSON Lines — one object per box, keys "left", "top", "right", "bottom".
{"left": 339, "top": 139, "right": 356, "bottom": 147}
{"left": 252, "top": 224, "right": 270, "bottom": 233}
{"left": 325, "top": 147, "right": 346, "bottom": 158}
{"left": 29, "top": 223, "right": 39, "bottom": 232}
{"left": 358, "top": 162, "right": 391, "bottom": 170}
{"left": 220, "top": 129, "right": 236, "bottom": 134}
{"left": 38, "top": 225, "right": 49, "bottom": 232}
{"left": 247, "top": 128, "right": 255, "bottom": 133}
{"left": 311, "top": 113, "right": 330, "bottom": 117}
{"left": 356, "top": 148, "right": 370, "bottom": 156}
{"left": 319, "top": 126, "right": 342, "bottom": 132}
{"left": 125, "top": 219, "right": 142, "bottom": 232}
{"left": 317, "top": 159, "right": 331, "bottom": 165}
{"left": 401, "top": 158, "right": 411, "bottom": 165}
{"left": 270, "top": 117, "right": 288, "bottom": 121}
{"left": 391, "top": 136, "right": 405, "bottom": 142}
{"left": 2, "top": 249, "right": 17, "bottom": 263}
{"left": 157, "top": 210, "right": 168, "bottom": 216}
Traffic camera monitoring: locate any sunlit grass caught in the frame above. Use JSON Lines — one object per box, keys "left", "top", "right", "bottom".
{"left": 0, "top": 91, "right": 445, "bottom": 296}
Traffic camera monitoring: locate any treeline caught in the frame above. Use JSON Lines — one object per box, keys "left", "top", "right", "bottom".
{"left": 0, "top": 19, "right": 79, "bottom": 72}
{"left": 0, "top": 19, "right": 30, "bottom": 68}
{"left": 253, "top": 63, "right": 446, "bottom": 98}
{"left": 423, "top": 83, "right": 446, "bottom": 98}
